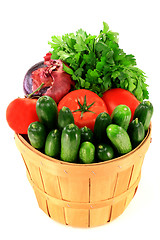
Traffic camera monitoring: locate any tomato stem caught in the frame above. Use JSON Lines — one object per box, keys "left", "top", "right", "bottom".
{"left": 73, "top": 95, "right": 95, "bottom": 118}
{"left": 25, "top": 83, "right": 44, "bottom": 99}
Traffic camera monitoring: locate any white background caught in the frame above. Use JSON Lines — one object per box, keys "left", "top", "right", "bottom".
{"left": 1, "top": 0, "right": 160, "bottom": 239}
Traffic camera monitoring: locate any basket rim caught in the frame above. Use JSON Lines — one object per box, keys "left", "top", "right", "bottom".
{"left": 15, "top": 123, "right": 152, "bottom": 168}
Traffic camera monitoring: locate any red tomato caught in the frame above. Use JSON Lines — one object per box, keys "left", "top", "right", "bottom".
{"left": 58, "top": 89, "right": 108, "bottom": 131}
{"left": 102, "top": 88, "right": 140, "bottom": 121}
{"left": 6, "top": 98, "right": 39, "bottom": 134}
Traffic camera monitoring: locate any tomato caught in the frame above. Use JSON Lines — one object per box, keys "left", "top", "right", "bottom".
{"left": 58, "top": 89, "right": 108, "bottom": 131}
{"left": 6, "top": 98, "right": 39, "bottom": 134}
{"left": 102, "top": 88, "right": 140, "bottom": 121}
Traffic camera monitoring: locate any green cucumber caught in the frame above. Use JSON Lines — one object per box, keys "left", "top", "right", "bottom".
{"left": 61, "top": 123, "right": 81, "bottom": 162}
{"left": 58, "top": 106, "right": 74, "bottom": 131}
{"left": 28, "top": 121, "right": 46, "bottom": 149}
{"left": 45, "top": 129, "right": 61, "bottom": 157}
{"left": 36, "top": 96, "right": 58, "bottom": 131}
{"left": 94, "top": 112, "right": 112, "bottom": 143}
{"left": 79, "top": 142, "right": 95, "bottom": 164}
{"left": 128, "top": 118, "right": 145, "bottom": 148}
{"left": 80, "top": 126, "right": 94, "bottom": 143}
{"left": 97, "top": 143, "right": 114, "bottom": 162}
{"left": 106, "top": 124, "right": 132, "bottom": 155}
{"left": 133, "top": 101, "right": 153, "bottom": 131}
{"left": 111, "top": 105, "right": 131, "bottom": 130}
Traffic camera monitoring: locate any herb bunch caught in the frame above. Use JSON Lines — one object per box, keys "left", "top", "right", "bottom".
{"left": 48, "top": 22, "right": 148, "bottom": 101}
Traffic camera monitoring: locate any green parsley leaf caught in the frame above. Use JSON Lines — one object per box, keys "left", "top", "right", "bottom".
{"left": 62, "top": 63, "right": 74, "bottom": 75}
{"left": 103, "top": 22, "right": 109, "bottom": 33}
{"left": 48, "top": 22, "right": 149, "bottom": 101}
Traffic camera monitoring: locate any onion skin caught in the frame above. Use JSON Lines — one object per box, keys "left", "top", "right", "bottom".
{"left": 23, "top": 58, "right": 74, "bottom": 102}
{"left": 23, "top": 61, "right": 47, "bottom": 96}
{"left": 43, "top": 70, "right": 74, "bottom": 103}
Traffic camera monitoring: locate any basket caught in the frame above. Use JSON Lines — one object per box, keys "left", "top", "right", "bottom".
{"left": 15, "top": 125, "right": 151, "bottom": 228}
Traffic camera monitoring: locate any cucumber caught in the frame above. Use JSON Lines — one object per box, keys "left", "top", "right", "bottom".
{"left": 36, "top": 96, "right": 58, "bottom": 131}
{"left": 79, "top": 142, "right": 95, "bottom": 164}
{"left": 133, "top": 101, "right": 153, "bottom": 131}
{"left": 128, "top": 118, "right": 145, "bottom": 148}
{"left": 61, "top": 123, "right": 81, "bottom": 162}
{"left": 111, "top": 105, "right": 131, "bottom": 130}
{"left": 106, "top": 124, "right": 132, "bottom": 155}
{"left": 58, "top": 106, "right": 74, "bottom": 131}
{"left": 97, "top": 143, "right": 114, "bottom": 162}
{"left": 94, "top": 112, "right": 112, "bottom": 143}
{"left": 28, "top": 121, "right": 46, "bottom": 149}
{"left": 80, "top": 126, "right": 94, "bottom": 143}
{"left": 45, "top": 129, "right": 61, "bottom": 157}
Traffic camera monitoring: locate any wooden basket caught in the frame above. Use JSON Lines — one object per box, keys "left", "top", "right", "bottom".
{"left": 15, "top": 125, "right": 151, "bottom": 228}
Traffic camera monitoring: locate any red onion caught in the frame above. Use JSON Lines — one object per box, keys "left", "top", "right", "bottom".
{"left": 23, "top": 54, "right": 74, "bottom": 103}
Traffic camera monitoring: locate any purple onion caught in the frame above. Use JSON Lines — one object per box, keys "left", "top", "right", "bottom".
{"left": 23, "top": 61, "right": 48, "bottom": 97}
{"left": 23, "top": 59, "right": 75, "bottom": 103}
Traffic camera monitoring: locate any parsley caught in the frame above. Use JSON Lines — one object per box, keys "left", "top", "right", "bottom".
{"left": 48, "top": 22, "right": 149, "bottom": 101}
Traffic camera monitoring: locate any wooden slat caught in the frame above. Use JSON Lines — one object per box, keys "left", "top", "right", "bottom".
{"left": 90, "top": 207, "right": 110, "bottom": 227}
{"left": 47, "top": 200, "right": 66, "bottom": 225}
{"left": 58, "top": 176, "right": 90, "bottom": 202}
{"left": 24, "top": 154, "right": 50, "bottom": 216}
{"left": 23, "top": 154, "right": 44, "bottom": 190}
{"left": 129, "top": 157, "right": 144, "bottom": 187}
{"left": 58, "top": 176, "right": 90, "bottom": 227}
{"left": 125, "top": 187, "right": 136, "bottom": 209}
{"left": 40, "top": 170, "right": 62, "bottom": 198}
{"left": 110, "top": 167, "right": 133, "bottom": 221}
{"left": 90, "top": 174, "right": 117, "bottom": 202}
{"left": 40, "top": 170, "right": 68, "bottom": 224}
{"left": 114, "top": 167, "right": 133, "bottom": 197}
{"left": 64, "top": 208, "right": 89, "bottom": 227}
{"left": 89, "top": 174, "right": 117, "bottom": 226}
{"left": 34, "top": 189, "right": 49, "bottom": 216}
